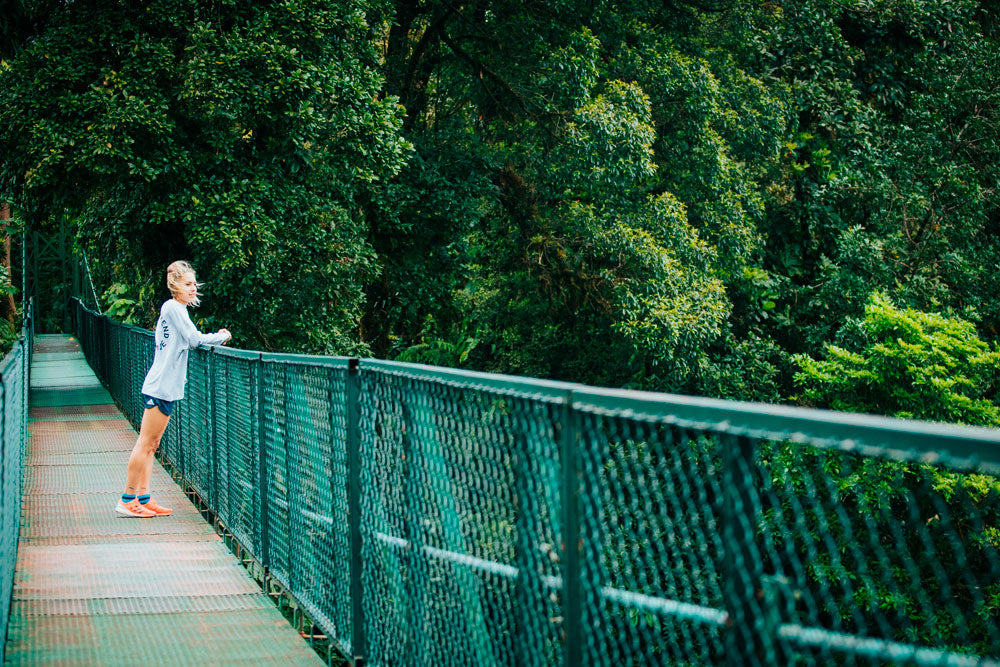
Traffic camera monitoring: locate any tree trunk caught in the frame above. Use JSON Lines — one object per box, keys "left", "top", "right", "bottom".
{"left": 0, "top": 202, "right": 16, "bottom": 324}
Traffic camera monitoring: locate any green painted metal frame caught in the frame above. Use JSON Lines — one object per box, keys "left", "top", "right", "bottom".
{"left": 1, "top": 299, "right": 33, "bottom": 664}
{"left": 69, "top": 298, "right": 1000, "bottom": 667}
{"left": 572, "top": 387, "right": 1000, "bottom": 473}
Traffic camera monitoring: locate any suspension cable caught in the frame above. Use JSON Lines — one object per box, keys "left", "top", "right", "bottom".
{"left": 81, "top": 250, "right": 102, "bottom": 314}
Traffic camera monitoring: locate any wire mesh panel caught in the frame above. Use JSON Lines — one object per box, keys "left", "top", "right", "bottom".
{"left": 288, "top": 360, "right": 349, "bottom": 641}
{"left": 262, "top": 360, "right": 293, "bottom": 589}
{"left": 69, "top": 300, "right": 1000, "bottom": 667}
{"left": 129, "top": 328, "right": 154, "bottom": 426}
{"left": 1, "top": 305, "right": 31, "bottom": 664}
{"left": 183, "top": 347, "right": 214, "bottom": 504}
{"left": 108, "top": 324, "right": 124, "bottom": 404}
{"left": 359, "top": 361, "right": 568, "bottom": 667}
{"left": 756, "top": 442, "right": 1000, "bottom": 665}
{"left": 572, "top": 389, "right": 1000, "bottom": 667}
{"left": 255, "top": 354, "right": 355, "bottom": 650}
{"left": 166, "top": 375, "right": 186, "bottom": 480}
{"left": 1, "top": 349, "right": 26, "bottom": 661}
{"left": 107, "top": 326, "right": 150, "bottom": 429}
{"left": 74, "top": 300, "right": 96, "bottom": 378}
{"left": 575, "top": 414, "right": 729, "bottom": 666}
{"left": 328, "top": 364, "right": 355, "bottom": 655}
{"left": 213, "top": 349, "right": 261, "bottom": 556}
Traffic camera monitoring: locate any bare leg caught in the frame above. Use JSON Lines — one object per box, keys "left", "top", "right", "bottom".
{"left": 136, "top": 429, "right": 162, "bottom": 496}
{"left": 125, "top": 407, "right": 170, "bottom": 495}
{"left": 137, "top": 454, "right": 155, "bottom": 497}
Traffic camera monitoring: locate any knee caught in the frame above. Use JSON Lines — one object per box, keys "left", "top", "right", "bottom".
{"left": 140, "top": 435, "right": 161, "bottom": 454}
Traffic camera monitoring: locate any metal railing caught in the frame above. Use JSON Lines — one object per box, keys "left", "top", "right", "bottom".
{"left": 1, "top": 299, "right": 33, "bottom": 664}
{"left": 72, "top": 298, "right": 1000, "bottom": 666}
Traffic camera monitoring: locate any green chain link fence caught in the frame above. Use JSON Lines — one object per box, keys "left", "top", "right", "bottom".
{"left": 1, "top": 299, "right": 32, "bottom": 664}
{"left": 72, "top": 298, "right": 1000, "bottom": 666}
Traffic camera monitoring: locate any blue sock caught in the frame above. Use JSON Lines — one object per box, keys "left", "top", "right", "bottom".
{"left": 121, "top": 493, "right": 136, "bottom": 504}
{"left": 138, "top": 494, "right": 150, "bottom": 505}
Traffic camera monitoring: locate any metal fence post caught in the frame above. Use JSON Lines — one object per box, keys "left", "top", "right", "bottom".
{"left": 561, "top": 393, "right": 582, "bottom": 667}
{"left": 98, "top": 315, "right": 106, "bottom": 382}
{"left": 20, "top": 337, "right": 27, "bottom": 464}
{"left": 257, "top": 353, "right": 270, "bottom": 568}
{"left": 346, "top": 359, "right": 367, "bottom": 666}
{"left": 281, "top": 363, "right": 293, "bottom": 590}
{"left": 1, "top": 372, "right": 6, "bottom": 532}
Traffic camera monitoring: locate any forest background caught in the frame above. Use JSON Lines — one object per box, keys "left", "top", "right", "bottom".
{"left": 2, "top": 0, "right": 1000, "bottom": 426}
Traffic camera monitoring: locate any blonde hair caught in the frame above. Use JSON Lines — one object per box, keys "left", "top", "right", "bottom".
{"left": 166, "top": 260, "right": 203, "bottom": 307}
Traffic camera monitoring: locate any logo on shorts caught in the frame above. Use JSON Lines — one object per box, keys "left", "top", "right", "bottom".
{"left": 146, "top": 398, "right": 155, "bottom": 407}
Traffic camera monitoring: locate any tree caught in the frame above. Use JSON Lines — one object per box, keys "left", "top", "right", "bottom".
{"left": 749, "top": 0, "right": 1000, "bottom": 353}
{"left": 0, "top": 0, "right": 408, "bottom": 352}
{"left": 364, "top": 0, "right": 790, "bottom": 395}
{"left": 794, "top": 291, "right": 1000, "bottom": 425}
{"left": 785, "top": 291, "right": 1000, "bottom": 652}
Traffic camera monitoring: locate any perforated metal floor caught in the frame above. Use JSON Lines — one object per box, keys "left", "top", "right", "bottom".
{"left": 4, "top": 335, "right": 322, "bottom": 665}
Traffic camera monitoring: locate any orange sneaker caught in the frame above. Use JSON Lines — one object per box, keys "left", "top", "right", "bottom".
{"left": 143, "top": 499, "right": 173, "bottom": 516}
{"left": 116, "top": 498, "right": 156, "bottom": 518}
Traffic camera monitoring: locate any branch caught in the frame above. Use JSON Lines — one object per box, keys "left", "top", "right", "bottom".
{"left": 663, "top": 0, "right": 737, "bottom": 15}
{"left": 439, "top": 30, "right": 530, "bottom": 115}
{"left": 402, "top": 6, "right": 457, "bottom": 101}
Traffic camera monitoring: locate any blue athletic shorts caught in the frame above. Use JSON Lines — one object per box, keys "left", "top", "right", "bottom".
{"left": 141, "top": 393, "right": 174, "bottom": 416}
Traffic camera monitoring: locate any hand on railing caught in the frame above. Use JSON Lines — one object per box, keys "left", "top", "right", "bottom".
{"left": 218, "top": 328, "right": 232, "bottom": 345}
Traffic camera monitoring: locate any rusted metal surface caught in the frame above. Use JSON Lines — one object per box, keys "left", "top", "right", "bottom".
{"left": 4, "top": 335, "right": 322, "bottom": 665}
{"left": 7, "top": 610, "right": 325, "bottom": 664}
{"left": 18, "top": 493, "right": 217, "bottom": 541}
{"left": 30, "top": 404, "right": 121, "bottom": 418}
{"left": 31, "top": 337, "right": 80, "bottom": 354}
{"left": 27, "top": 419, "right": 136, "bottom": 434}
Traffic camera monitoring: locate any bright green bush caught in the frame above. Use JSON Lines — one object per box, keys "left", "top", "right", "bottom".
{"left": 794, "top": 291, "right": 1000, "bottom": 426}
{"left": 786, "top": 291, "right": 1000, "bottom": 652}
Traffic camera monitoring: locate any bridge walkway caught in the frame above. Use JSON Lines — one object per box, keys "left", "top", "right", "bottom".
{"left": 3, "top": 334, "right": 322, "bottom": 665}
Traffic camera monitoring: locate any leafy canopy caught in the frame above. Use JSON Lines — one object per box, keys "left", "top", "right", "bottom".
{"left": 794, "top": 291, "right": 1000, "bottom": 426}
{"left": 0, "top": 0, "right": 409, "bottom": 352}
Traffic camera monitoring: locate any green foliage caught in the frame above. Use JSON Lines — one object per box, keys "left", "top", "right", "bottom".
{"left": 0, "top": 262, "right": 18, "bottom": 304}
{"left": 392, "top": 314, "right": 479, "bottom": 368}
{"left": 787, "top": 291, "right": 1000, "bottom": 650}
{"left": 102, "top": 278, "right": 155, "bottom": 327}
{"left": 462, "top": 193, "right": 728, "bottom": 389}
{"left": 695, "top": 331, "right": 791, "bottom": 403}
{"left": 0, "top": 311, "right": 17, "bottom": 359}
{"left": 752, "top": 0, "right": 1000, "bottom": 351}
{"left": 0, "top": 255, "right": 21, "bottom": 355}
{"left": 2, "top": 0, "right": 999, "bottom": 654}
{"left": 364, "top": 1, "right": 794, "bottom": 396}
{"left": 0, "top": 0, "right": 408, "bottom": 352}
{"left": 794, "top": 292, "right": 1000, "bottom": 425}
{"left": 761, "top": 440, "right": 1000, "bottom": 653}
{"left": 3, "top": 0, "right": 1000, "bottom": 404}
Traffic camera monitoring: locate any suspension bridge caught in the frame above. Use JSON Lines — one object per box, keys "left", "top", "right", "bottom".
{"left": 1, "top": 294, "right": 999, "bottom": 666}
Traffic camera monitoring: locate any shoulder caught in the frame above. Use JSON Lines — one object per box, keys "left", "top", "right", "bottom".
{"left": 161, "top": 300, "right": 190, "bottom": 324}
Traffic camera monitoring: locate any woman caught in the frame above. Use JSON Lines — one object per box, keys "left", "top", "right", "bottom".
{"left": 116, "top": 260, "right": 231, "bottom": 517}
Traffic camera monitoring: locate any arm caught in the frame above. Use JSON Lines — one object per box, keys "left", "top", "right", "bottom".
{"left": 168, "top": 301, "right": 231, "bottom": 348}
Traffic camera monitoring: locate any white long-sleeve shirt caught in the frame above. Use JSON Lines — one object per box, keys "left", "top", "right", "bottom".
{"left": 141, "top": 299, "right": 229, "bottom": 401}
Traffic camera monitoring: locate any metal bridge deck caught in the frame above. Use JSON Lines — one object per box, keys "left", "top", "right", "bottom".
{"left": 4, "top": 335, "right": 322, "bottom": 665}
